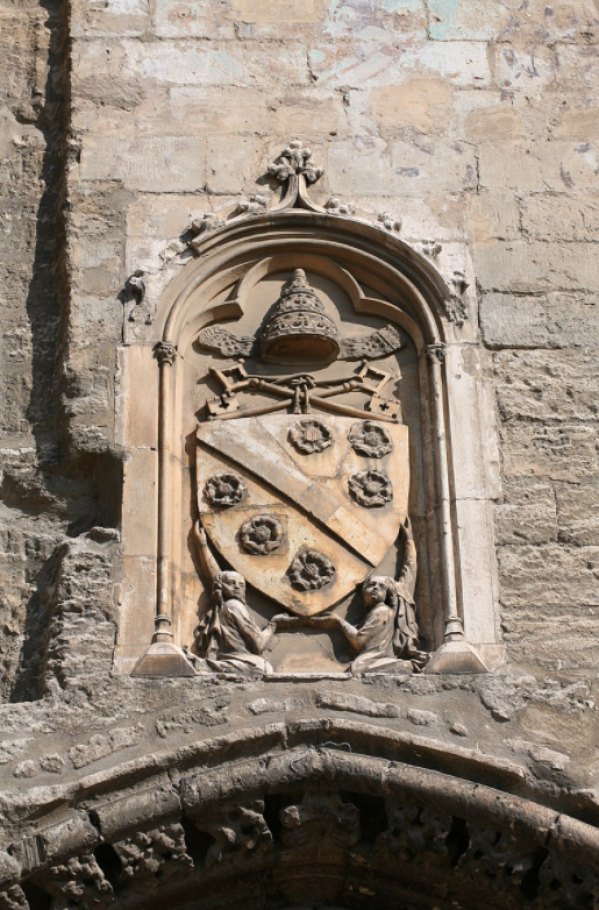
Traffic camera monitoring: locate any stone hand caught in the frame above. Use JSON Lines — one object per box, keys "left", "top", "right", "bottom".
{"left": 272, "top": 614, "right": 304, "bottom": 628}
{"left": 194, "top": 520, "right": 207, "bottom": 545}
{"left": 305, "top": 614, "right": 342, "bottom": 630}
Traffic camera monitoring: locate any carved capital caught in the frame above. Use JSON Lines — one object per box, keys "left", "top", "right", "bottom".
{"left": 154, "top": 342, "right": 177, "bottom": 366}
{"left": 425, "top": 343, "right": 446, "bottom": 365}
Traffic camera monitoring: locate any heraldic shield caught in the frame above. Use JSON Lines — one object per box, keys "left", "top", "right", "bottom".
{"left": 196, "top": 414, "right": 409, "bottom": 616}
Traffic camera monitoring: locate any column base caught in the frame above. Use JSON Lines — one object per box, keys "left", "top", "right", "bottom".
{"left": 424, "top": 640, "right": 489, "bottom": 675}
{"left": 131, "top": 641, "right": 196, "bottom": 677}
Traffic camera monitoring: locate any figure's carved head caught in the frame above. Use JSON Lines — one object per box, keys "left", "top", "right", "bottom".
{"left": 215, "top": 570, "right": 246, "bottom": 604}
{"left": 363, "top": 575, "right": 393, "bottom": 609}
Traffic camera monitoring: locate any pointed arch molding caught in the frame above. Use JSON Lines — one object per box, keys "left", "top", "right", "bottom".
{"left": 116, "top": 209, "right": 503, "bottom": 677}
{"left": 3, "top": 723, "right": 599, "bottom": 910}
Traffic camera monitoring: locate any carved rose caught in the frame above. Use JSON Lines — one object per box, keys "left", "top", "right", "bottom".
{"left": 239, "top": 514, "right": 283, "bottom": 555}
{"left": 204, "top": 472, "right": 247, "bottom": 508}
{"left": 348, "top": 421, "right": 394, "bottom": 458}
{"left": 349, "top": 470, "right": 393, "bottom": 508}
{"left": 289, "top": 419, "right": 333, "bottom": 455}
{"left": 288, "top": 550, "right": 336, "bottom": 591}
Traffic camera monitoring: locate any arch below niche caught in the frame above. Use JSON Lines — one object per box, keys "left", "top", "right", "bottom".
{"left": 6, "top": 723, "right": 599, "bottom": 910}
{"left": 116, "top": 210, "right": 502, "bottom": 677}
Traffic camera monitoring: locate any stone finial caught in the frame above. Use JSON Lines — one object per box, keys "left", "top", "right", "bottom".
{"left": 268, "top": 140, "right": 324, "bottom": 185}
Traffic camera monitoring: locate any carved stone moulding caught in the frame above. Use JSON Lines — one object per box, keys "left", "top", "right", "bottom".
{"left": 204, "top": 473, "right": 247, "bottom": 509}
{"left": 348, "top": 420, "right": 394, "bottom": 458}
{"left": 288, "top": 418, "right": 333, "bottom": 455}
{"left": 288, "top": 549, "right": 336, "bottom": 591}
{"left": 349, "top": 470, "right": 394, "bottom": 508}
{"left": 239, "top": 514, "right": 283, "bottom": 556}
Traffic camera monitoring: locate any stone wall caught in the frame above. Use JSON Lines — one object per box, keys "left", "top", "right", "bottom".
{"left": 1, "top": 0, "right": 599, "bottom": 890}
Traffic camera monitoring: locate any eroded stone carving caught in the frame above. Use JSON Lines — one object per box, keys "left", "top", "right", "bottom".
{"left": 377, "top": 796, "right": 452, "bottom": 856}
{"left": 349, "top": 469, "right": 393, "bottom": 508}
{"left": 192, "top": 799, "right": 273, "bottom": 867}
{"left": 326, "top": 197, "right": 356, "bottom": 215}
{"left": 421, "top": 239, "right": 443, "bottom": 258}
{"left": 289, "top": 418, "right": 333, "bottom": 454}
{"left": 260, "top": 269, "right": 341, "bottom": 363}
{"left": 113, "top": 824, "right": 193, "bottom": 892}
{"left": 36, "top": 854, "right": 113, "bottom": 910}
{"left": 234, "top": 193, "right": 268, "bottom": 216}
{"left": 288, "top": 549, "right": 336, "bottom": 591}
{"left": 239, "top": 514, "right": 283, "bottom": 555}
{"left": 348, "top": 420, "right": 393, "bottom": 458}
{"left": 193, "top": 522, "right": 279, "bottom": 674}
{"left": 197, "top": 324, "right": 254, "bottom": 358}
{"left": 197, "top": 270, "right": 404, "bottom": 366}
{"left": 340, "top": 324, "right": 403, "bottom": 361}
{"left": 280, "top": 791, "right": 360, "bottom": 848}
{"left": 268, "top": 140, "right": 324, "bottom": 186}
{"left": 319, "top": 519, "right": 427, "bottom": 673}
{"left": 154, "top": 341, "right": 177, "bottom": 365}
{"left": 376, "top": 211, "right": 401, "bottom": 232}
{"left": 444, "top": 269, "right": 470, "bottom": 327}
{"left": 204, "top": 473, "right": 247, "bottom": 508}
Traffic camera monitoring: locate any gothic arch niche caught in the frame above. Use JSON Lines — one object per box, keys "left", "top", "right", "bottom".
{"left": 115, "top": 180, "right": 502, "bottom": 677}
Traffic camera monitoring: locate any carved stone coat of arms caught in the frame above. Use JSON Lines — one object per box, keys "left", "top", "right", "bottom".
{"left": 190, "top": 268, "right": 426, "bottom": 677}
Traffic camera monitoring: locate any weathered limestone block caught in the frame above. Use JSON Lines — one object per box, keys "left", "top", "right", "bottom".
{"left": 495, "top": 480, "right": 558, "bottom": 546}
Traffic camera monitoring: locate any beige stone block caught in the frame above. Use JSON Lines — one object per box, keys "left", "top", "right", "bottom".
{"left": 555, "top": 44, "right": 599, "bottom": 90}
{"left": 401, "top": 41, "right": 490, "bottom": 87}
{"left": 455, "top": 498, "right": 499, "bottom": 644}
{"left": 169, "top": 86, "right": 347, "bottom": 139}
{"left": 120, "top": 345, "right": 159, "bottom": 448}
{"left": 546, "top": 292, "right": 599, "bottom": 347}
{"left": 478, "top": 141, "right": 545, "bottom": 191}
{"left": 231, "top": 0, "right": 327, "bottom": 23}
{"left": 495, "top": 480, "right": 558, "bottom": 546}
{"left": 474, "top": 242, "right": 599, "bottom": 293}
{"left": 466, "top": 106, "right": 526, "bottom": 143}
{"left": 480, "top": 294, "right": 549, "bottom": 348}
{"left": 306, "top": 42, "right": 405, "bottom": 87}
{"left": 556, "top": 483, "right": 599, "bottom": 547}
{"left": 124, "top": 39, "right": 309, "bottom": 86}
{"left": 502, "top": 424, "right": 599, "bottom": 483}
{"left": 206, "top": 135, "right": 267, "bottom": 195}
{"left": 495, "top": 349, "right": 599, "bottom": 425}
{"left": 391, "top": 139, "right": 477, "bottom": 195}
{"left": 498, "top": 544, "right": 599, "bottom": 608}
{"left": 490, "top": 43, "right": 556, "bottom": 94}
{"left": 116, "top": 555, "right": 157, "bottom": 660}
{"left": 465, "top": 192, "right": 520, "bottom": 246}
{"left": 445, "top": 345, "right": 495, "bottom": 499}
{"left": 327, "top": 140, "right": 394, "bottom": 195}
{"left": 155, "top": 0, "right": 235, "bottom": 38}
{"left": 521, "top": 193, "right": 599, "bottom": 242}
{"left": 121, "top": 448, "right": 158, "bottom": 557}
{"left": 429, "top": 0, "right": 599, "bottom": 43}
{"left": 371, "top": 76, "right": 453, "bottom": 134}
{"left": 80, "top": 136, "right": 205, "bottom": 192}
{"left": 71, "top": 0, "right": 149, "bottom": 37}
